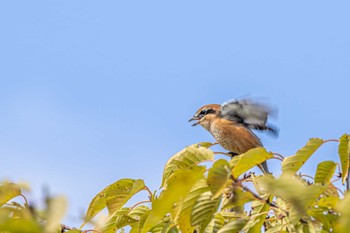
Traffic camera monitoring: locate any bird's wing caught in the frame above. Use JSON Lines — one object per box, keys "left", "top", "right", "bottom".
{"left": 221, "top": 99, "right": 278, "bottom": 134}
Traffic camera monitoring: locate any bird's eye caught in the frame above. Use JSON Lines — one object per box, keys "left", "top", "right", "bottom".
{"left": 200, "top": 110, "right": 207, "bottom": 115}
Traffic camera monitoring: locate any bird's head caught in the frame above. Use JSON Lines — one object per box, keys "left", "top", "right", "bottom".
{"left": 189, "top": 104, "right": 220, "bottom": 130}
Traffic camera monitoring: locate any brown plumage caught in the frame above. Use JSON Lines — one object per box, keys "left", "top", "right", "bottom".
{"left": 189, "top": 99, "right": 276, "bottom": 173}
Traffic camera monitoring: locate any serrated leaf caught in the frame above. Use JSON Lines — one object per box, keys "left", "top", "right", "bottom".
{"left": 309, "top": 206, "right": 339, "bottom": 232}
{"left": 243, "top": 200, "right": 270, "bottom": 233}
{"left": 204, "top": 213, "right": 225, "bottom": 233}
{"left": 0, "top": 183, "right": 21, "bottom": 207}
{"left": 231, "top": 147, "right": 273, "bottom": 178}
{"left": 314, "top": 161, "right": 336, "bottom": 185}
{"left": 129, "top": 205, "right": 150, "bottom": 220}
{"left": 217, "top": 218, "right": 248, "bottom": 233}
{"left": 221, "top": 185, "right": 254, "bottom": 211}
{"left": 191, "top": 191, "right": 221, "bottom": 233}
{"left": 282, "top": 138, "right": 324, "bottom": 174}
{"left": 142, "top": 166, "right": 206, "bottom": 233}
{"left": 251, "top": 174, "right": 270, "bottom": 196}
{"left": 207, "top": 159, "right": 231, "bottom": 198}
{"left": 161, "top": 143, "right": 214, "bottom": 187}
{"left": 338, "top": 134, "right": 350, "bottom": 184}
{"left": 102, "top": 208, "right": 137, "bottom": 233}
{"left": 265, "top": 224, "right": 284, "bottom": 233}
{"left": 130, "top": 207, "right": 150, "bottom": 233}
{"left": 317, "top": 195, "right": 339, "bottom": 209}
{"left": 149, "top": 216, "right": 179, "bottom": 233}
{"left": 81, "top": 179, "right": 145, "bottom": 227}
{"left": 176, "top": 179, "right": 209, "bottom": 233}
{"left": 261, "top": 175, "right": 324, "bottom": 217}
{"left": 104, "top": 206, "right": 150, "bottom": 233}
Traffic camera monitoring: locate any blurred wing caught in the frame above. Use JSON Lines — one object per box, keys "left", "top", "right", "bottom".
{"left": 221, "top": 99, "right": 278, "bottom": 135}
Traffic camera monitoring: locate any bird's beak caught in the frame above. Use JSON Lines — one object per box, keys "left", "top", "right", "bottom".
{"left": 189, "top": 117, "right": 200, "bottom": 126}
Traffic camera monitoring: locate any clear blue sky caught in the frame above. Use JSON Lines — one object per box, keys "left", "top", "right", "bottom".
{"left": 1, "top": 0, "right": 350, "bottom": 226}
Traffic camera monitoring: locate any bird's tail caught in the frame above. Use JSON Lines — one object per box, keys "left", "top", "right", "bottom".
{"left": 259, "top": 161, "right": 270, "bottom": 174}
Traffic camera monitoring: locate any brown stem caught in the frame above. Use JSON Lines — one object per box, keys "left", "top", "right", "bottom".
{"left": 20, "top": 194, "right": 29, "bottom": 207}
{"left": 237, "top": 182, "right": 280, "bottom": 210}
{"left": 144, "top": 186, "right": 153, "bottom": 200}
{"left": 128, "top": 200, "right": 151, "bottom": 213}
{"left": 214, "top": 152, "right": 232, "bottom": 157}
{"left": 300, "top": 174, "right": 314, "bottom": 180}
{"left": 323, "top": 139, "right": 339, "bottom": 143}
{"left": 271, "top": 157, "right": 283, "bottom": 162}
{"left": 273, "top": 152, "right": 285, "bottom": 160}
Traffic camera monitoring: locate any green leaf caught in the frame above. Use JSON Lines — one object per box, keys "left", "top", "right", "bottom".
{"left": 149, "top": 216, "right": 179, "bottom": 233}
{"left": 102, "top": 208, "right": 137, "bottom": 233}
{"left": 314, "top": 161, "right": 336, "bottom": 185}
{"left": 261, "top": 175, "right": 324, "bottom": 217}
{"left": 191, "top": 191, "right": 221, "bottom": 233}
{"left": 0, "top": 218, "right": 41, "bottom": 233}
{"left": 317, "top": 195, "right": 339, "bottom": 209}
{"left": 129, "top": 206, "right": 150, "bottom": 233}
{"left": 161, "top": 143, "right": 214, "bottom": 188}
{"left": 217, "top": 218, "right": 248, "bottom": 233}
{"left": 231, "top": 147, "right": 273, "bottom": 178}
{"left": 81, "top": 179, "right": 145, "bottom": 227}
{"left": 338, "top": 134, "right": 350, "bottom": 184}
{"left": 142, "top": 166, "right": 206, "bottom": 233}
{"left": 282, "top": 138, "right": 324, "bottom": 174}
{"left": 207, "top": 159, "right": 231, "bottom": 198}
{"left": 176, "top": 179, "right": 209, "bottom": 233}
{"left": 308, "top": 206, "right": 339, "bottom": 232}
{"left": 335, "top": 192, "right": 350, "bottom": 232}
{"left": 243, "top": 200, "right": 270, "bottom": 233}
{"left": 221, "top": 185, "right": 254, "bottom": 211}
{"left": 0, "top": 183, "right": 21, "bottom": 207}
{"left": 204, "top": 213, "right": 225, "bottom": 233}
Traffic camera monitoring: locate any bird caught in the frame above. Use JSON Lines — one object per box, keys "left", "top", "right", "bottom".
{"left": 189, "top": 99, "right": 277, "bottom": 174}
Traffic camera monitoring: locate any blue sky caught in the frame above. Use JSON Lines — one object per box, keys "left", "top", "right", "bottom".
{"left": 1, "top": 0, "right": 350, "bottom": 226}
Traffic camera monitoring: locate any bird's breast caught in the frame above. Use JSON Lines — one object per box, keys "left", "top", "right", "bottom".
{"left": 210, "top": 119, "right": 262, "bottom": 154}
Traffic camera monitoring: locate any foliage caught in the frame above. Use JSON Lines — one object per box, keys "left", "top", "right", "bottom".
{"left": 1, "top": 135, "right": 350, "bottom": 232}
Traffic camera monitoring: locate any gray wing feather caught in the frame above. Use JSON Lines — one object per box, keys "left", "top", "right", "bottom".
{"left": 221, "top": 99, "right": 277, "bottom": 134}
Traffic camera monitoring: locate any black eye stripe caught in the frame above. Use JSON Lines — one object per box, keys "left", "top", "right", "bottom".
{"left": 198, "top": 109, "right": 215, "bottom": 116}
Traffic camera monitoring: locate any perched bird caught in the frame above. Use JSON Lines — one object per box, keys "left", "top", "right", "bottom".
{"left": 189, "top": 99, "right": 277, "bottom": 173}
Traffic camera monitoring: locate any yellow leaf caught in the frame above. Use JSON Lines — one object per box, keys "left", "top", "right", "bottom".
{"left": 161, "top": 143, "right": 214, "bottom": 188}
{"left": 207, "top": 159, "right": 231, "bottom": 198}
{"left": 142, "top": 166, "right": 206, "bottom": 233}
{"left": 338, "top": 134, "right": 350, "bottom": 184}
{"left": 81, "top": 179, "right": 145, "bottom": 228}
{"left": 231, "top": 147, "right": 273, "bottom": 178}
{"left": 0, "top": 183, "right": 21, "bottom": 207}
{"left": 282, "top": 138, "right": 324, "bottom": 174}
{"left": 314, "top": 161, "right": 336, "bottom": 185}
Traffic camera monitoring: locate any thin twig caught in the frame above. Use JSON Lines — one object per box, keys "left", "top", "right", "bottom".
{"left": 236, "top": 182, "right": 280, "bottom": 210}
{"left": 270, "top": 157, "right": 283, "bottom": 162}
{"left": 331, "top": 177, "right": 341, "bottom": 183}
{"left": 128, "top": 200, "right": 151, "bottom": 213}
{"left": 20, "top": 194, "right": 29, "bottom": 207}
{"left": 214, "top": 152, "right": 231, "bottom": 157}
{"left": 144, "top": 186, "right": 153, "bottom": 200}
{"left": 300, "top": 174, "right": 314, "bottom": 180}
{"left": 273, "top": 152, "right": 285, "bottom": 160}
{"left": 323, "top": 139, "right": 339, "bottom": 143}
